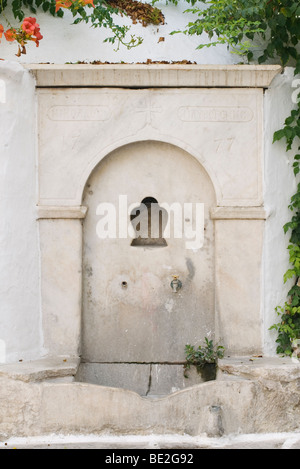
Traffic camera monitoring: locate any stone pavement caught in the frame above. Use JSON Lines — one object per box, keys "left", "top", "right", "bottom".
{"left": 1, "top": 432, "right": 300, "bottom": 449}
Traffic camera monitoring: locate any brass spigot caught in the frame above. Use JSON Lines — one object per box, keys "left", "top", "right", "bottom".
{"left": 170, "top": 275, "right": 182, "bottom": 293}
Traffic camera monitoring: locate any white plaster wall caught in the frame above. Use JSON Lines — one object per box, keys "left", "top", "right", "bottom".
{"left": 0, "top": 62, "right": 41, "bottom": 363}
{"left": 263, "top": 68, "right": 298, "bottom": 355}
{"left": 0, "top": 1, "right": 236, "bottom": 64}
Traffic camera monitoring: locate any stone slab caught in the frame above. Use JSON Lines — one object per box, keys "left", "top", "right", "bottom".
{"left": 210, "top": 207, "right": 268, "bottom": 220}
{"left": 218, "top": 356, "right": 300, "bottom": 382}
{"left": 149, "top": 364, "right": 207, "bottom": 396}
{"left": 0, "top": 357, "right": 299, "bottom": 438}
{"left": 24, "top": 64, "right": 282, "bottom": 88}
{"left": 39, "top": 219, "right": 82, "bottom": 356}
{"left": 1, "top": 432, "right": 300, "bottom": 449}
{"left": 76, "top": 363, "right": 151, "bottom": 396}
{"left": 0, "top": 357, "right": 80, "bottom": 383}
{"left": 215, "top": 220, "right": 264, "bottom": 355}
{"left": 76, "top": 363, "right": 206, "bottom": 396}
{"left": 37, "top": 205, "right": 88, "bottom": 219}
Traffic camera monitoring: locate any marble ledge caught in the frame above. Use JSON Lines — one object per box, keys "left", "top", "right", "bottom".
{"left": 210, "top": 206, "right": 269, "bottom": 220}
{"left": 36, "top": 205, "right": 88, "bottom": 220}
{"left": 218, "top": 356, "right": 300, "bottom": 383}
{"left": 23, "top": 64, "right": 282, "bottom": 89}
{"left": 0, "top": 355, "right": 298, "bottom": 385}
{"left": 0, "top": 357, "right": 80, "bottom": 383}
{"left": 36, "top": 206, "right": 268, "bottom": 220}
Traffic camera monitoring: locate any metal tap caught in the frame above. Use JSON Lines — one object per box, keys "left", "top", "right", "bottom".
{"left": 170, "top": 275, "right": 182, "bottom": 293}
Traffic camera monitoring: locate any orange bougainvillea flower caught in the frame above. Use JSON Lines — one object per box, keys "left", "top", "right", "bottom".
{"left": 0, "top": 24, "right": 4, "bottom": 40}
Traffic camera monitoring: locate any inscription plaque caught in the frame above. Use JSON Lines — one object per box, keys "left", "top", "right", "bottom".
{"left": 48, "top": 105, "right": 111, "bottom": 122}
{"left": 178, "top": 106, "right": 253, "bottom": 123}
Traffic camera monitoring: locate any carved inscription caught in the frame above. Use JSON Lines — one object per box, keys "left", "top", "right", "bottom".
{"left": 214, "top": 137, "right": 235, "bottom": 153}
{"left": 48, "top": 105, "right": 111, "bottom": 121}
{"left": 136, "top": 100, "right": 162, "bottom": 128}
{"left": 178, "top": 106, "right": 253, "bottom": 123}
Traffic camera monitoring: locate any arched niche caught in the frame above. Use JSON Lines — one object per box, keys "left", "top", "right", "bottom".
{"left": 76, "top": 135, "right": 221, "bottom": 207}
{"left": 79, "top": 140, "right": 216, "bottom": 394}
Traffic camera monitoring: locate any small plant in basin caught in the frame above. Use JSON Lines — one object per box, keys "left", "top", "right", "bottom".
{"left": 184, "top": 337, "right": 225, "bottom": 381}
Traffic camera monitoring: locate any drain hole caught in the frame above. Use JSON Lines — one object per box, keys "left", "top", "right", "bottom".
{"left": 121, "top": 281, "right": 128, "bottom": 289}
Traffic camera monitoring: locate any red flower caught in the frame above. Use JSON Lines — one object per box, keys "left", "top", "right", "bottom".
{"left": 22, "top": 17, "right": 37, "bottom": 35}
{"left": 32, "top": 32, "right": 43, "bottom": 47}
{"left": 32, "top": 25, "right": 43, "bottom": 46}
{"left": 0, "top": 16, "right": 42, "bottom": 54}
{"left": 20, "top": 17, "right": 43, "bottom": 46}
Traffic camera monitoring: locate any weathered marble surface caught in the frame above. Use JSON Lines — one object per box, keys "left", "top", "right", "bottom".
{"left": 0, "top": 356, "right": 299, "bottom": 439}
{"left": 37, "top": 87, "right": 263, "bottom": 207}
{"left": 36, "top": 71, "right": 269, "bottom": 359}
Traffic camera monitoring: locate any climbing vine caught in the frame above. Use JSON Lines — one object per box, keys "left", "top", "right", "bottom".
{"left": 271, "top": 99, "right": 300, "bottom": 355}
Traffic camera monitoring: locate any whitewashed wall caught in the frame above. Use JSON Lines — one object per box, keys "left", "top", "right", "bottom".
{"left": 0, "top": 62, "right": 40, "bottom": 363}
{"left": 0, "top": 0, "right": 297, "bottom": 361}
{"left": 264, "top": 68, "right": 298, "bottom": 354}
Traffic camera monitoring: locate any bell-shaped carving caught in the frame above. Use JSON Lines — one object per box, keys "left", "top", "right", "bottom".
{"left": 130, "top": 197, "right": 168, "bottom": 247}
